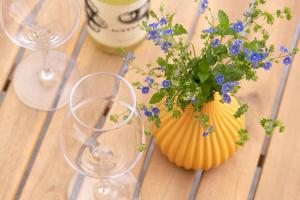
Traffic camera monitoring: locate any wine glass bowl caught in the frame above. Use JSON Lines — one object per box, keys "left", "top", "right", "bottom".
{"left": 62, "top": 99, "right": 144, "bottom": 179}
{"left": 0, "top": 0, "right": 80, "bottom": 50}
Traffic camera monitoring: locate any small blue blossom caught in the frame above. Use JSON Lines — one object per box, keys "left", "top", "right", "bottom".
{"left": 283, "top": 56, "right": 292, "bottom": 66}
{"left": 216, "top": 74, "right": 225, "bottom": 85}
{"left": 223, "top": 93, "right": 232, "bottom": 104}
{"left": 144, "top": 109, "right": 153, "bottom": 117}
{"left": 212, "top": 38, "right": 220, "bottom": 48}
{"left": 148, "top": 29, "right": 159, "bottom": 41}
{"left": 162, "top": 29, "right": 174, "bottom": 35}
{"left": 202, "top": 131, "right": 209, "bottom": 137}
{"left": 160, "top": 18, "right": 168, "bottom": 25}
{"left": 263, "top": 61, "right": 272, "bottom": 70}
{"left": 230, "top": 45, "right": 240, "bottom": 55}
{"left": 231, "top": 21, "right": 244, "bottom": 33}
{"left": 203, "top": 27, "right": 217, "bottom": 33}
{"left": 280, "top": 46, "right": 289, "bottom": 53}
{"left": 141, "top": 86, "right": 150, "bottom": 94}
{"left": 222, "top": 81, "right": 239, "bottom": 94}
{"left": 152, "top": 107, "right": 160, "bottom": 115}
{"left": 249, "top": 52, "right": 263, "bottom": 64}
{"left": 161, "top": 41, "right": 172, "bottom": 52}
{"left": 234, "top": 39, "right": 244, "bottom": 46}
{"left": 200, "top": 0, "right": 209, "bottom": 11}
{"left": 149, "top": 23, "right": 159, "bottom": 28}
{"left": 162, "top": 80, "right": 171, "bottom": 88}
{"left": 146, "top": 76, "right": 154, "bottom": 84}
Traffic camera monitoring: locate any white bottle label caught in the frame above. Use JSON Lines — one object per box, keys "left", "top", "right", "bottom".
{"left": 85, "top": 0, "right": 149, "bottom": 47}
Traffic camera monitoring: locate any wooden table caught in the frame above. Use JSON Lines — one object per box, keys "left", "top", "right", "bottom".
{"left": 1, "top": 0, "right": 300, "bottom": 199}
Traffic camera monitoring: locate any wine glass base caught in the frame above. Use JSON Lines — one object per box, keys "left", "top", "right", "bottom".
{"left": 13, "top": 51, "right": 80, "bottom": 111}
{"left": 67, "top": 173, "right": 141, "bottom": 200}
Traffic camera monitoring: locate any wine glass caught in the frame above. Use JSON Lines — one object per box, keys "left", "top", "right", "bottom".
{"left": 60, "top": 72, "right": 145, "bottom": 200}
{"left": 0, "top": 0, "right": 81, "bottom": 111}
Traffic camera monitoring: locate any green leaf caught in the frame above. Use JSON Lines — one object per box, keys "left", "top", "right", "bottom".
{"left": 138, "top": 144, "right": 146, "bottom": 152}
{"left": 201, "top": 114, "right": 209, "bottom": 128}
{"left": 284, "top": 7, "right": 292, "bottom": 20}
{"left": 218, "top": 10, "right": 229, "bottom": 25}
{"left": 144, "top": 129, "right": 152, "bottom": 136}
{"left": 173, "top": 24, "right": 188, "bottom": 35}
{"left": 260, "top": 118, "right": 286, "bottom": 136}
{"left": 234, "top": 104, "right": 249, "bottom": 118}
{"left": 150, "top": 92, "right": 164, "bottom": 104}
{"left": 198, "top": 73, "right": 210, "bottom": 83}
{"left": 157, "top": 57, "right": 167, "bottom": 66}
{"left": 236, "top": 129, "right": 250, "bottom": 146}
{"left": 110, "top": 114, "right": 119, "bottom": 123}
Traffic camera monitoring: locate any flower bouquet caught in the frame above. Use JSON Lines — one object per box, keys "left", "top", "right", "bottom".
{"left": 129, "top": 0, "right": 297, "bottom": 169}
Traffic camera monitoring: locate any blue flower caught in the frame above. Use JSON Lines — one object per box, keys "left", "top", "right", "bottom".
{"left": 202, "top": 131, "right": 209, "bottom": 137}
{"left": 146, "top": 76, "right": 154, "bottom": 84}
{"left": 212, "top": 38, "right": 220, "bottom": 48}
{"left": 148, "top": 30, "right": 159, "bottom": 41}
{"left": 232, "top": 21, "right": 244, "bottom": 33}
{"left": 162, "top": 80, "right": 171, "bottom": 88}
{"left": 249, "top": 52, "right": 263, "bottom": 64}
{"left": 216, "top": 74, "right": 225, "bottom": 85}
{"left": 160, "top": 18, "right": 168, "bottom": 25}
{"left": 203, "top": 27, "right": 217, "bottom": 33}
{"left": 230, "top": 45, "right": 240, "bottom": 55}
{"left": 161, "top": 41, "right": 172, "bottom": 52}
{"left": 162, "top": 29, "right": 174, "bottom": 35}
{"left": 152, "top": 107, "right": 160, "bottom": 115}
{"left": 222, "top": 81, "right": 239, "bottom": 94}
{"left": 280, "top": 46, "right": 289, "bottom": 53}
{"left": 141, "top": 86, "right": 150, "bottom": 94}
{"left": 234, "top": 39, "right": 244, "bottom": 46}
{"left": 283, "top": 56, "right": 292, "bottom": 66}
{"left": 223, "top": 93, "right": 232, "bottom": 104}
{"left": 144, "top": 109, "right": 153, "bottom": 117}
{"left": 263, "top": 61, "right": 272, "bottom": 70}
{"left": 200, "top": 0, "right": 209, "bottom": 11}
{"left": 149, "top": 23, "right": 159, "bottom": 28}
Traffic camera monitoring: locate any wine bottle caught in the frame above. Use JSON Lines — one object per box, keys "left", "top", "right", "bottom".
{"left": 85, "top": 0, "right": 150, "bottom": 54}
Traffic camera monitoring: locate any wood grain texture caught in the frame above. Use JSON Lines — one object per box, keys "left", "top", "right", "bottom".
{"left": 0, "top": 30, "right": 20, "bottom": 90}
{"left": 254, "top": 39, "right": 300, "bottom": 200}
{"left": 0, "top": 5, "right": 85, "bottom": 199}
{"left": 195, "top": 1, "right": 300, "bottom": 200}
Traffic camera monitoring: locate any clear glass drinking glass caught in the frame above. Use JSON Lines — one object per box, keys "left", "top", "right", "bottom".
{"left": 0, "top": 0, "right": 81, "bottom": 111}
{"left": 61, "top": 72, "right": 145, "bottom": 200}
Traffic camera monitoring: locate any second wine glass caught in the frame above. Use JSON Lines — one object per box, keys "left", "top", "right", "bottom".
{"left": 61, "top": 72, "right": 145, "bottom": 199}
{"left": 0, "top": 0, "right": 81, "bottom": 110}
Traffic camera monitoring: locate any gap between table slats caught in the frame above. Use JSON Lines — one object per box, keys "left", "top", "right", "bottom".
{"left": 247, "top": 17, "right": 300, "bottom": 200}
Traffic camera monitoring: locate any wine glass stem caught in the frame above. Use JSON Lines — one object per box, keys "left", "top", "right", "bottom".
{"left": 40, "top": 49, "right": 55, "bottom": 82}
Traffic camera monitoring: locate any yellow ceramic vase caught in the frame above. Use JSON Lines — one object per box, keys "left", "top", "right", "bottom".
{"left": 153, "top": 94, "right": 245, "bottom": 170}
